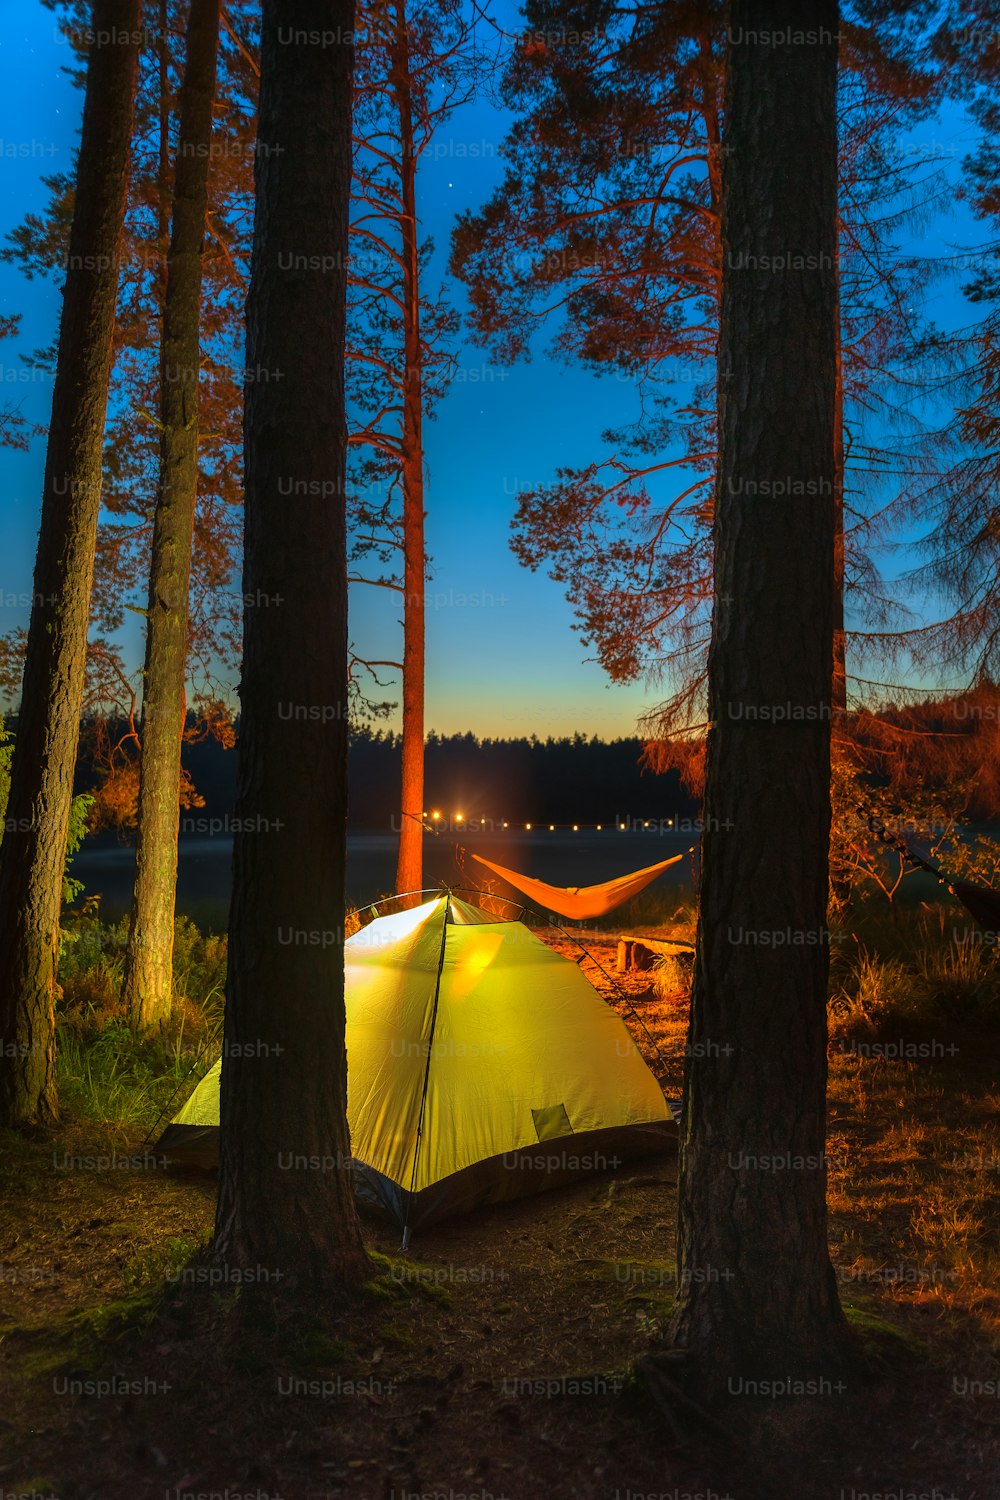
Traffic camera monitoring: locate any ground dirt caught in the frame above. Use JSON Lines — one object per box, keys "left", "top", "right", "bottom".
{"left": 1, "top": 931, "right": 999, "bottom": 1500}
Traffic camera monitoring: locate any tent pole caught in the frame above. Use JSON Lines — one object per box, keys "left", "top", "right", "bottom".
{"left": 400, "top": 894, "right": 451, "bottom": 1250}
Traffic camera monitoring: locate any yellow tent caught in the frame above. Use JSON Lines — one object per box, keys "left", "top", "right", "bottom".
{"left": 157, "top": 895, "right": 675, "bottom": 1237}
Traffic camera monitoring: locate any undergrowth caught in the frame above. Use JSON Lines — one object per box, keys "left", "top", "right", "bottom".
{"left": 828, "top": 907, "right": 1000, "bottom": 1043}
{"left": 54, "top": 902, "right": 228, "bottom": 1131}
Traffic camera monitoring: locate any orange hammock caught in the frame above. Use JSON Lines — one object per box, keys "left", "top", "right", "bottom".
{"left": 470, "top": 850, "right": 688, "bottom": 920}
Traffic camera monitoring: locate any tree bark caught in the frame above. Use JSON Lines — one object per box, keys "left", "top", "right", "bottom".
{"left": 213, "top": 0, "right": 369, "bottom": 1287}
{"left": 157, "top": 0, "right": 171, "bottom": 306}
{"left": 120, "top": 0, "right": 221, "bottom": 1030}
{"left": 0, "top": 0, "right": 141, "bottom": 1128}
{"left": 830, "top": 238, "right": 854, "bottom": 907}
{"left": 832, "top": 237, "right": 847, "bottom": 718}
{"left": 669, "top": 0, "right": 857, "bottom": 1395}
{"left": 392, "top": 0, "right": 427, "bottom": 902}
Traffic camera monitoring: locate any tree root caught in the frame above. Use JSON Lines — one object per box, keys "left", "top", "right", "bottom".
{"left": 633, "top": 1350, "right": 733, "bottom": 1447}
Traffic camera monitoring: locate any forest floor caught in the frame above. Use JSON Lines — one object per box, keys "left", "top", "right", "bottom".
{"left": 1, "top": 927, "right": 1000, "bottom": 1500}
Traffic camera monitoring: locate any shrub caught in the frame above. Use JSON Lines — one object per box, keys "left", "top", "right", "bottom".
{"left": 917, "top": 934, "right": 1000, "bottom": 1023}
{"left": 828, "top": 947, "right": 918, "bottom": 1044}
{"left": 171, "top": 913, "right": 227, "bottom": 1017}
{"left": 58, "top": 900, "right": 130, "bottom": 1038}
{"left": 651, "top": 952, "right": 693, "bottom": 1001}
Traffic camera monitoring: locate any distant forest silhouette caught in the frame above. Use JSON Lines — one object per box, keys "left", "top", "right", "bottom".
{"left": 128, "top": 726, "right": 700, "bottom": 832}
{"left": 38, "top": 682, "right": 1000, "bottom": 837}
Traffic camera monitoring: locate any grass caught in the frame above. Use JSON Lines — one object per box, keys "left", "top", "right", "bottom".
{"left": 55, "top": 1023, "right": 209, "bottom": 1133}
{"left": 827, "top": 947, "right": 915, "bottom": 1043}
{"left": 45, "top": 888, "right": 998, "bottom": 1169}
{"left": 918, "top": 932, "right": 1000, "bottom": 1020}
{"left": 828, "top": 906, "right": 1000, "bottom": 1043}
{"left": 120, "top": 1234, "right": 211, "bottom": 1293}
{"left": 592, "top": 887, "right": 1000, "bottom": 1373}
{"left": 52, "top": 903, "right": 228, "bottom": 1135}
{"left": 651, "top": 951, "right": 693, "bottom": 1001}
{"left": 1, "top": 889, "right": 999, "bottom": 1498}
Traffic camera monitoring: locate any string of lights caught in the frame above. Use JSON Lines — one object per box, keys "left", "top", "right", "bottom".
{"left": 414, "top": 812, "right": 691, "bottom": 834}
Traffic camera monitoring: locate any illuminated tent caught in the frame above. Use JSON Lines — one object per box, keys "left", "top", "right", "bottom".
{"left": 470, "top": 850, "right": 688, "bottom": 920}
{"left": 156, "top": 895, "right": 675, "bottom": 1238}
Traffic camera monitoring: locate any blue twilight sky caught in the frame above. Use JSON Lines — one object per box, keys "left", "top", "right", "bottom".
{"left": 0, "top": 8, "right": 987, "bottom": 738}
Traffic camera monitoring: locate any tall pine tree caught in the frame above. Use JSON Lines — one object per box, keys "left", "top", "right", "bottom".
{"left": 120, "top": 0, "right": 223, "bottom": 1030}
{"left": 213, "top": 0, "right": 369, "bottom": 1286}
{"left": 0, "top": 1, "right": 142, "bottom": 1127}
{"left": 668, "top": 0, "right": 856, "bottom": 1394}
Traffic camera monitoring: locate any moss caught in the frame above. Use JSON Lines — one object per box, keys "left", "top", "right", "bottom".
{"left": 376, "top": 1319, "right": 421, "bottom": 1350}
{"left": 7, "top": 1286, "right": 164, "bottom": 1385}
{"left": 842, "top": 1302, "right": 929, "bottom": 1367}
{"left": 121, "top": 1233, "right": 210, "bottom": 1292}
{"left": 286, "top": 1327, "right": 353, "bottom": 1369}
{"left": 362, "top": 1251, "right": 456, "bottom": 1306}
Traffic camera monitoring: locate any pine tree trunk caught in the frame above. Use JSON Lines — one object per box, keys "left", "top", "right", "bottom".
{"left": 213, "top": 0, "right": 369, "bottom": 1287}
{"left": 157, "top": 0, "right": 170, "bottom": 305}
{"left": 121, "top": 0, "right": 221, "bottom": 1030}
{"left": 830, "top": 243, "right": 853, "bottom": 907}
{"left": 393, "top": 0, "right": 426, "bottom": 902}
{"left": 0, "top": 2, "right": 141, "bottom": 1128}
{"left": 669, "top": 0, "right": 857, "bottom": 1395}
{"left": 832, "top": 241, "right": 847, "bottom": 718}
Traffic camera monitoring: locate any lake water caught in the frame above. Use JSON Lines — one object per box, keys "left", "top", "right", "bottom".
{"left": 72, "top": 828, "right": 701, "bottom": 931}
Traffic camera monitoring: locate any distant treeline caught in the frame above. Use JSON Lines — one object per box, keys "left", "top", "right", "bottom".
{"left": 173, "top": 727, "right": 697, "bottom": 832}
{"left": 49, "top": 685, "right": 1000, "bottom": 837}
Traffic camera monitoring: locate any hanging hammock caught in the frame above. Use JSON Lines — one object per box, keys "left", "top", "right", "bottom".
{"left": 470, "top": 850, "right": 689, "bottom": 921}
{"left": 866, "top": 813, "right": 1000, "bottom": 932}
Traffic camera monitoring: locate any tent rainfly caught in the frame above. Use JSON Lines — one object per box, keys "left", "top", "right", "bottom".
{"left": 156, "top": 895, "right": 676, "bottom": 1240}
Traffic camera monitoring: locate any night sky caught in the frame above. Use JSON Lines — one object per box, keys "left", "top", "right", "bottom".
{"left": 0, "top": 8, "right": 983, "bottom": 737}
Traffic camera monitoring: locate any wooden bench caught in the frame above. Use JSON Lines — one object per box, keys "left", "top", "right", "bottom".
{"left": 617, "top": 935, "right": 696, "bottom": 972}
